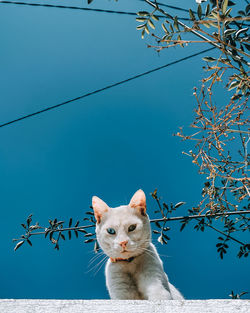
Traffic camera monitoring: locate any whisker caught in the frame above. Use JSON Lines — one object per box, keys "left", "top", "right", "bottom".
{"left": 86, "top": 255, "right": 108, "bottom": 274}
{"left": 93, "top": 256, "right": 109, "bottom": 276}
{"left": 88, "top": 251, "right": 105, "bottom": 267}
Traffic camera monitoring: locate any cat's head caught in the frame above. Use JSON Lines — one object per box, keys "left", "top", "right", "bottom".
{"left": 92, "top": 189, "right": 151, "bottom": 259}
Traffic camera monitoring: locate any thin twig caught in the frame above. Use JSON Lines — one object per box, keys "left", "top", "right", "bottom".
{"left": 150, "top": 210, "right": 250, "bottom": 223}
{"left": 30, "top": 224, "right": 95, "bottom": 236}
{"left": 145, "top": 0, "right": 250, "bottom": 66}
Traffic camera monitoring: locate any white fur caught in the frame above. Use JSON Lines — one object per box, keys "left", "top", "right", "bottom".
{"left": 94, "top": 200, "right": 184, "bottom": 300}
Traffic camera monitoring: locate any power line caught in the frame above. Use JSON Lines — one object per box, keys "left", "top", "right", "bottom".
{"left": 140, "top": 0, "right": 249, "bottom": 13}
{"left": 140, "top": 0, "right": 249, "bottom": 27}
{"left": 0, "top": 47, "right": 215, "bottom": 129}
{"left": 0, "top": 1, "right": 190, "bottom": 20}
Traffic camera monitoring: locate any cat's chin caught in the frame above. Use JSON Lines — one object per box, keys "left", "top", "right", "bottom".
{"left": 110, "top": 250, "right": 141, "bottom": 259}
{"left": 120, "top": 251, "right": 132, "bottom": 258}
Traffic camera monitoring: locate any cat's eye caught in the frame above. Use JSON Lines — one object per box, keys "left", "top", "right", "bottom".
{"left": 128, "top": 224, "right": 136, "bottom": 232}
{"left": 107, "top": 228, "right": 116, "bottom": 235}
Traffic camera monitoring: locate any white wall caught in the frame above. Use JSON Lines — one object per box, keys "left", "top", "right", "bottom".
{"left": 1, "top": 299, "right": 250, "bottom": 313}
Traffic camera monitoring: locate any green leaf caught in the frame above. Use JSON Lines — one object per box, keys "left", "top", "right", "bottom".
{"left": 141, "top": 29, "right": 145, "bottom": 39}
{"left": 136, "top": 17, "right": 147, "bottom": 22}
{"left": 84, "top": 238, "right": 95, "bottom": 243}
{"left": 148, "top": 19, "right": 155, "bottom": 30}
{"left": 210, "top": 22, "right": 218, "bottom": 28}
{"left": 75, "top": 220, "right": 80, "bottom": 227}
{"left": 77, "top": 229, "right": 87, "bottom": 234}
{"left": 180, "top": 223, "right": 186, "bottom": 232}
{"left": 153, "top": 230, "right": 161, "bottom": 234}
{"left": 162, "top": 23, "right": 168, "bottom": 33}
{"left": 169, "top": 23, "right": 174, "bottom": 33}
{"left": 238, "top": 10, "right": 245, "bottom": 16}
{"left": 228, "top": 80, "right": 240, "bottom": 91}
{"left": 14, "top": 240, "right": 25, "bottom": 251}
{"left": 94, "top": 241, "right": 100, "bottom": 253}
{"left": 162, "top": 233, "right": 170, "bottom": 241}
{"left": 137, "top": 24, "right": 145, "bottom": 30}
{"left": 224, "top": 8, "right": 232, "bottom": 17}
{"left": 69, "top": 218, "right": 72, "bottom": 227}
{"left": 224, "top": 29, "right": 236, "bottom": 37}
{"left": 155, "top": 221, "right": 161, "bottom": 229}
{"left": 144, "top": 25, "right": 150, "bottom": 34}
{"left": 197, "top": 4, "right": 202, "bottom": 20}
{"left": 209, "top": 11, "right": 218, "bottom": 19}
{"left": 174, "top": 201, "right": 186, "bottom": 209}
{"left": 173, "top": 16, "right": 180, "bottom": 31}
{"left": 189, "top": 9, "right": 196, "bottom": 21}
{"left": 151, "top": 15, "right": 159, "bottom": 21}
{"left": 177, "top": 35, "right": 184, "bottom": 47}
{"left": 246, "top": 4, "right": 250, "bottom": 15}
{"left": 202, "top": 56, "right": 217, "bottom": 62}
{"left": 235, "top": 27, "right": 249, "bottom": 39}
{"left": 44, "top": 229, "right": 50, "bottom": 238}
{"left": 137, "top": 11, "right": 149, "bottom": 17}
{"left": 205, "top": 4, "right": 210, "bottom": 16}
{"left": 203, "top": 22, "right": 211, "bottom": 28}
{"left": 84, "top": 233, "right": 94, "bottom": 237}
{"left": 222, "top": 0, "right": 228, "bottom": 15}
{"left": 150, "top": 189, "right": 158, "bottom": 199}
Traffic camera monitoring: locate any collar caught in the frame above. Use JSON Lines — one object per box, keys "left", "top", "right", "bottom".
{"left": 110, "top": 256, "right": 135, "bottom": 263}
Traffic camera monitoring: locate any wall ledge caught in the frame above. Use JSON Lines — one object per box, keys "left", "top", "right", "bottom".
{"left": 1, "top": 299, "right": 249, "bottom": 313}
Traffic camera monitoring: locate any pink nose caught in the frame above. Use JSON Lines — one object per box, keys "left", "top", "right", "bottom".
{"left": 119, "top": 240, "right": 128, "bottom": 249}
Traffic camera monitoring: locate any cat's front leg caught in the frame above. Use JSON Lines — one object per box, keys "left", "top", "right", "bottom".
{"left": 137, "top": 276, "right": 172, "bottom": 300}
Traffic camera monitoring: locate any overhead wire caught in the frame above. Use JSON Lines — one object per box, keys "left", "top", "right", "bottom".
{"left": 0, "top": 47, "right": 215, "bottom": 129}
{"left": 0, "top": 1, "right": 190, "bottom": 20}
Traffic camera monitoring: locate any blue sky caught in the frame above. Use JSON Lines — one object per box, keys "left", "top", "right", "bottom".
{"left": 0, "top": 0, "right": 249, "bottom": 300}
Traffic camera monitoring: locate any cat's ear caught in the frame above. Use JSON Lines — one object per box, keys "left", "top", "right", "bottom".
{"left": 129, "top": 189, "right": 146, "bottom": 216}
{"left": 92, "top": 196, "right": 109, "bottom": 224}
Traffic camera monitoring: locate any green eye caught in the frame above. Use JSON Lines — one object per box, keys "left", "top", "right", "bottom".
{"left": 107, "top": 228, "right": 116, "bottom": 235}
{"left": 128, "top": 224, "right": 136, "bottom": 232}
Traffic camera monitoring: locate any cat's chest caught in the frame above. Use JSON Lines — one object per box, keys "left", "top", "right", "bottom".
{"left": 111, "top": 256, "right": 146, "bottom": 278}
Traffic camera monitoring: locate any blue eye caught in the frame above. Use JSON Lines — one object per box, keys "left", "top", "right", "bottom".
{"left": 107, "top": 228, "right": 116, "bottom": 235}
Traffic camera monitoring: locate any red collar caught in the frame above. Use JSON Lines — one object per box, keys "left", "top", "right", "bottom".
{"left": 110, "top": 256, "right": 135, "bottom": 263}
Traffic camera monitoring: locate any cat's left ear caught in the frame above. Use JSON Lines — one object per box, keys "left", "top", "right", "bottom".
{"left": 92, "top": 196, "right": 109, "bottom": 224}
{"left": 129, "top": 189, "right": 146, "bottom": 216}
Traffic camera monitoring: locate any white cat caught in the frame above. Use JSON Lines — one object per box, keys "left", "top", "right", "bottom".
{"left": 92, "top": 189, "right": 184, "bottom": 300}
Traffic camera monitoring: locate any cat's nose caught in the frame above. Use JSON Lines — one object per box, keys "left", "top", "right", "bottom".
{"left": 119, "top": 240, "right": 128, "bottom": 249}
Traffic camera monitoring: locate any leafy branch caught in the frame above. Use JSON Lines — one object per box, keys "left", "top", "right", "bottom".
{"left": 150, "top": 189, "right": 250, "bottom": 259}
{"left": 138, "top": 0, "right": 250, "bottom": 71}
{"left": 13, "top": 191, "right": 250, "bottom": 260}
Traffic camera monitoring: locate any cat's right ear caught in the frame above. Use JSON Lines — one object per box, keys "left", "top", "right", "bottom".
{"left": 92, "top": 196, "right": 109, "bottom": 224}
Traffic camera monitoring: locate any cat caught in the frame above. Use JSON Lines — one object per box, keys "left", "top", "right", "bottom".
{"left": 91, "top": 189, "right": 184, "bottom": 300}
